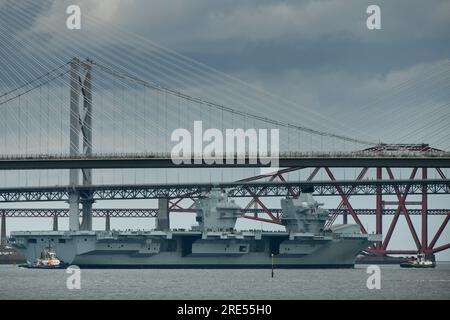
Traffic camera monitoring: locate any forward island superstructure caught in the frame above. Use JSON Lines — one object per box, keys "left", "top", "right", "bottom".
{"left": 10, "top": 188, "right": 381, "bottom": 268}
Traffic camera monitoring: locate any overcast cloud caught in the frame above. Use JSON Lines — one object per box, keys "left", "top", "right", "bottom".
{"left": 1, "top": 0, "right": 449, "bottom": 146}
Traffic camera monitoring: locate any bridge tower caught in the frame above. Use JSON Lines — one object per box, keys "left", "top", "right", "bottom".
{"left": 69, "top": 58, "right": 94, "bottom": 231}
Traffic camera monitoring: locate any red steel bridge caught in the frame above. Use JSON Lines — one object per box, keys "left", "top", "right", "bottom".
{"left": 1, "top": 164, "right": 449, "bottom": 256}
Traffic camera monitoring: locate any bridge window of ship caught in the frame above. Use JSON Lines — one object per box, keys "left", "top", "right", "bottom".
{"left": 58, "top": 239, "right": 66, "bottom": 243}
{"left": 28, "top": 239, "right": 37, "bottom": 243}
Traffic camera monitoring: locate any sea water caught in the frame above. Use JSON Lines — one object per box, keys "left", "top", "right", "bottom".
{"left": 0, "top": 263, "right": 449, "bottom": 300}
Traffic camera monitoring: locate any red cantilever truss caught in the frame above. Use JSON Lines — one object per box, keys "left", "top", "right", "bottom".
{"left": 168, "top": 163, "right": 449, "bottom": 256}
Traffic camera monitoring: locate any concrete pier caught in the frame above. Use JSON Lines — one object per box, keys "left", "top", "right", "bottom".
{"left": 156, "top": 198, "right": 170, "bottom": 231}
{"left": 105, "top": 212, "right": 111, "bottom": 231}
{"left": 52, "top": 214, "right": 58, "bottom": 231}
{"left": 1, "top": 212, "right": 6, "bottom": 246}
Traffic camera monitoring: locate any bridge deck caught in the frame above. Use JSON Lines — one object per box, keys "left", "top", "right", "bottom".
{"left": 1, "top": 152, "right": 449, "bottom": 169}
{"left": 0, "top": 179, "right": 448, "bottom": 202}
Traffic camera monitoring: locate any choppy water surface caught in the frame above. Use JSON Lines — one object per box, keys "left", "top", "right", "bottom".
{"left": 0, "top": 264, "right": 449, "bottom": 300}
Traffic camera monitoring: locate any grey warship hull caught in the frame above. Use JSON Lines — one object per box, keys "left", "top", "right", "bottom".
{"left": 10, "top": 228, "right": 380, "bottom": 269}
{"left": 10, "top": 189, "right": 381, "bottom": 268}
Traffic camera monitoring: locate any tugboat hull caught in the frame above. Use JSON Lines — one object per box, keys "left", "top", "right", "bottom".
{"left": 400, "top": 262, "right": 436, "bottom": 268}
{"left": 19, "top": 262, "right": 69, "bottom": 269}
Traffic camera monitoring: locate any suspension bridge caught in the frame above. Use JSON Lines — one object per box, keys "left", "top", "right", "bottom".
{"left": 0, "top": 56, "right": 449, "bottom": 257}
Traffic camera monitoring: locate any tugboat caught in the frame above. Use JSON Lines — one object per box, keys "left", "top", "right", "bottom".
{"left": 20, "top": 243, "right": 69, "bottom": 269}
{"left": 400, "top": 253, "right": 436, "bottom": 268}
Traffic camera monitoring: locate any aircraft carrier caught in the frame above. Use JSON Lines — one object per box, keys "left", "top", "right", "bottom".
{"left": 10, "top": 189, "right": 381, "bottom": 268}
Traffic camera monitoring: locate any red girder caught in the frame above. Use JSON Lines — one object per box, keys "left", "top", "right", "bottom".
{"left": 243, "top": 175, "right": 277, "bottom": 211}
{"left": 241, "top": 167, "right": 306, "bottom": 223}
{"left": 157, "top": 165, "right": 449, "bottom": 254}
{"left": 325, "top": 167, "right": 368, "bottom": 228}
{"left": 429, "top": 211, "right": 450, "bottom": 249}
{"left": 385, "top": 167, "right": 421, "bottom": 250}
{"left": 242, "top": 215, "right": 282, "bottom": 224}
{"left": 381, "top": 168, "right": 418, "bottom": 250}
{"left": 232, "top": 166, "right": 322, "bottom": 223}
{"left": 324, "top": 167, "right": 367, "bottom": 234}
{"left": 307, "top": 167, "right": 320, "bottom": 181}
{"left": 244, "top": 188, "right": 279, "bottom": 223}
{"left": 433, "top": 243, "right": 450, "bottom": 254}
{"left": 237, "top": 167, "right": 304, "bottom": 183}
{"left": 436, "top": 168, "right": 447, "bottom": 180}
{"left": 169, "top": 201, "right": 183, "bottom": 210}
{"left": 169, "top": 197, "right": 185, "bottom": 210}
{"left": 375, "top": 167, "right": 383, "bottom": 250}
{"left": 169, "top": 167, "right": 307, "bottom": 223}
{"left": 276, "top": 173, "right": 296, "bottom": 197}
{"left": 422, "top": 168, "right": 428, "bottom": 252}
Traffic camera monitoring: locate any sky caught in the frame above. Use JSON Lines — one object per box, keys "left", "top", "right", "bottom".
{"left": 1, "top": 0, "right": 449, "bottom": 145}
{"left": 0, "top": 0, "right": 449, "bottom": 259}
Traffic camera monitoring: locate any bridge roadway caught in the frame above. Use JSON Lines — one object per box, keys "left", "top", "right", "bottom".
{"left": 0, "top": 179, "right": 448, "bottom": 202}
{"left": 1, "top": 208, "right": 448, "bottom": 218}
{"left": 1, "top": 152, "right": 450, "bottom": 169}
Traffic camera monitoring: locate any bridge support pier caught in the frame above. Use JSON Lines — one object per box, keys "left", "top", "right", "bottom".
{"left": 422, "top": 167, "right": 428, "bottom": 253}
{"left": 1, "top": 212, "right": 6, "bottom": 246}
{"left": 105, "top": 212, "right": 111, "bottom": 231}
{"left": 68, "top": 192, "right": 80, "bottom": 231}
{"left": 69, "top": 57, "right": 93, "bottom": 231}
{"left": 156, "top": 198, "right": 170, "bottom": 231}
{"left": 80, "top": 197, "right": 94, "bottom": 231}
{"left": 376, "top": 167, "right": 383, "bottom": 250}
{"left": 52, "top": 213, "right": 58, "bottom": 231}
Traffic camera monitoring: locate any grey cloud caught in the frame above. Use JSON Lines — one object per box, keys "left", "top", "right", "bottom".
{"left": 1, "top": 0, "right": 449, "bottom": 147}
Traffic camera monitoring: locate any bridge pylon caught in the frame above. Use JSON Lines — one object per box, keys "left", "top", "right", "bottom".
{"left": 69, "top": 57, "right": 94, "bottom": 231}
